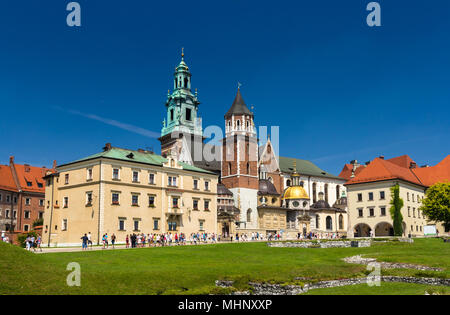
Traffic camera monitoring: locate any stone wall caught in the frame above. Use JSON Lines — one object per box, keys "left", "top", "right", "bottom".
{"left": 216, "top": 276, "right": 450, "bottom": 295}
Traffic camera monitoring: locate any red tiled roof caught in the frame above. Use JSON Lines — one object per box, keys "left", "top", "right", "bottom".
{"left": 339, "top": 163, "right": 365, "bottom": 180}
{"left": 14, "top": 164, "right": 48, "bottom": 193}
{"left": 0, "top": 165, "right": 17, "bottom": 192}
{"left": 413, "top": 155, "right": 450, "bottom": 187}
{"left": 345, "top": 157, "right": 425, "bottom": 187}
{"left": 387, "top": 155, "right": 415, "bottom": 168}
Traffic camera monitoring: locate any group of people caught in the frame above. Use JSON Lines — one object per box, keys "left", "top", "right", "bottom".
{"left": 125, "top": 232, "right": 218, "bottom": 248}
{"left": 24, "top": 235, "right": 42, "bottom": 251}
{"left": 297, "top": 231, "right": 343, "bottom": 240}
{"left": 1, "top": 234, "right": 11, "bottom": 244}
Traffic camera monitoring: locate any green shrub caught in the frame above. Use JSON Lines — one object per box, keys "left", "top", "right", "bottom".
{"left": 17, "top": 231, "right": 39, "bottom": 248}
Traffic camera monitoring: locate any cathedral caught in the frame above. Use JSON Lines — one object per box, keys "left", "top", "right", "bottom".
{"left": 159, "top": 51, "right": 348, "bottom": 238}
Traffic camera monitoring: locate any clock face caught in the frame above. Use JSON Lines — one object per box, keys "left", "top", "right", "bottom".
{"left": 293, "top": 201, "right": 300, "bottom": 207}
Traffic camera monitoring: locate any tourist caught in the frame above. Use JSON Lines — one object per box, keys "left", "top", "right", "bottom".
{"left": 36, "top": 236, "right": 42, "bottom": 252}
{"left": 111, "top": 234, "right": 116, "bottom": 249}
{"left": 126, "top": 235, "right": 129, "bottom": 248}
{"left": 81, "top": 233, "right": 88, "bottom": 250}
{"left": 87, "top": 232, "right": 93, "bottom": 248}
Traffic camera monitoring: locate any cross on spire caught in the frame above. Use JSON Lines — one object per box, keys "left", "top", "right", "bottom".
{"left": 181, "top": 47, "right": 184, "bottom": 59}
{"left": 237, "top": 82, "right": 242, "bottom": 90}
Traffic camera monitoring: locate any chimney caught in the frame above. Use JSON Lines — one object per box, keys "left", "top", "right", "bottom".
{"left": 103, "top": 143, "right": 112, "bottom": 151}
{"left": 9, "top": 156, "right": 14, "bottom": 166}
{"left": 52, "top": 160, "right": 57, "bottom": 170}
{"left": 410, "top": 162, "right": 417, "bottom": 169}
{"left": 379, "top": 155, "right": 385, "bottom": 160}
{"left": 24, "top": 164, "right": 30, "bottom": 172}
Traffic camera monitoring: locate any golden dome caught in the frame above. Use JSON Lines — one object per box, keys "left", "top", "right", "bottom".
{"left": 283, "top": 186, "right": 309, "bottom": 200}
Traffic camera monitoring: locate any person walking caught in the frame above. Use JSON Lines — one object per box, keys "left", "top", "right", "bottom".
{"left": 111, "top": 234, "right": 116, "bottom": 249}
{"left": 87, "top": 232, "right": 93, "bottom": 249}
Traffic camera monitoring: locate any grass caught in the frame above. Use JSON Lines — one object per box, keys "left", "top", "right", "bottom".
{"left": 0, "top": 238, "right": 448, "bottom": 295}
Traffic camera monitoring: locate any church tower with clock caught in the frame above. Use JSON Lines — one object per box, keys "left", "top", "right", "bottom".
{"left": 159, "top": 49, "right": 203, "bottom": 164}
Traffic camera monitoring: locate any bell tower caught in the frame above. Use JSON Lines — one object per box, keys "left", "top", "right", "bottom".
{"left": 221, "top": 87, "right": 259, "bottom": 229}
{"left": 159, "top": 49, "right": 203, "bottom": 162}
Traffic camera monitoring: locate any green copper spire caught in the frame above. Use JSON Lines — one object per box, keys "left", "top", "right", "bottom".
{"left": 161, "top": 50, "right": 202, "bottom": 138}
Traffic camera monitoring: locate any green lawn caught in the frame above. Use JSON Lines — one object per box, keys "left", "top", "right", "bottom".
{"left": 0, "top": 238, "right": 448, "bottom": 295}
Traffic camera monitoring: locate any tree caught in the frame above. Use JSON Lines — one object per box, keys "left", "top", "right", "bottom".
{"left": 390, "top": 184, "right": 404, "bottom": 236}
{"left": 420, "top": 182, "right": 450, "bottom": 232}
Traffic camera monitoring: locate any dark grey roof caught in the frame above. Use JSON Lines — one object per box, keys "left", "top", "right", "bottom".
{"left": 258, "top": 179, "right": 279, "bottom": 196}
{"left": 217, "top": 183, "right": 233, "bottom": 196}
{"left": 225, "top": 89, "right": 252, "bottom": 117}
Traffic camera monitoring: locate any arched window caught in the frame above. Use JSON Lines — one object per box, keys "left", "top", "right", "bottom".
{"left": 336, "top": 185, "right": 340, "bottom": 200}
{"left": 247, "top": 209, "right": 252, "bottom": 222}
{"left": 316, "top": 215, "right": 320, "bottom": 229}
{"left": 326, "top": 216, "right": 332, "bottom": 231}
{"left": 339, "top": 214, "right": 344, "bottom": 230}
{"left": 325, "top": 184, "right": 329, "bottom": 202}
{"left": 236, "top": 120, "right": 240, "bottom": 130}
{"left": 286, "top": 179, "right": 291, "bottom": 187}
{"left": 184, "top": 77, "right": 189, "bottom": 88}
{"left": 312, "top": 183, "right": 317, "bottom": 203}
{"left": 246, "top": 120, "right": 249, "bottom": 129}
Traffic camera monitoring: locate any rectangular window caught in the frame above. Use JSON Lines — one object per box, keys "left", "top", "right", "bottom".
{"left": 193, "top": 199, "right": 198, "bottom": 210}
{"left": 407, "top": 192, "right": 410, "bottom": 201}
{"left": 369, "top": 208, "right": 374, "bottom": 217}
{"left": 62, "top": 219, "right": 68, "bottom": 231}
{"left": 63, "top": 197, "right": 69, "bottom": 208}
{"left": 149, "top": 173, "right": 155, "bottom": 184}
{"left": 24, "top": 224, "right": 29, "bottom": 232}
{"left": 25, "top": 198, "right": 31, "bottom": 205}
{"left": 193, "top": 179, "right": 198, "bottom": 190}
{"left": 357, "top": 193, "right": 363, "bottom": 202}
{"left": 186, "top": 108, "right": 192, "bottom": 121}
{"left": 368, "top": 192, "right": 373, "bottom": 201}
{"left": 0, "top": 194, "right": 2, "bottom": 202}
{"left": 168, "top": 176, "right": 177, "bottom": 187}
{"left": 87, "top": 168, "right": 93, "bottom": 180}
{"left": 132, "top": 195, "right": 139, "bottom": 206}
{"left": 205, "top": 181, "right": 210, "bottom": 191}
{"left": 172, "top": 197, "right": 179, "bottom": 208}
{"left": 39, "top": 199, "right": 44, "bottom": 206}
{"left": 199, "top": 220, "right": 205, "bottom": 231}
{"left": 13, "top": 211, "right": 17, "bottom": 218}
{"left": 358, "top": 208, "right": 363, "bottom": 217}
{"left": 86, "top": 192, "right": 93, "bottom": 205}
{"left": 39, "top": 212, "right": 44, "bottom": 219}
{"left": 412, "top": 194, "right": 415, "bottom": 202}
{"left": 5, "top": 210, "right": 10, "bottom": 218}
{"left": 380, "top": 191, "right": 385, "bottom": 199}
{"left": 413, "top": 208, "right": 416, "bottom": 218}
{"left": 24, "top": 211, "right": 30, "bottom": 219}
{"left": 153, "top": 219, "right": 159, "bottom": 230}
{"left": 408, "top": 206, "right": 411, "bottom": 217}
{"left": 65, "top": 174, "right": 69, "bottom": 184}
{"left": 132, "top": 171, "right": 139, "bottom": 183}
{"left": 112, "top": 193, "right": 120, "bottom": 205}
{"left": 6, "top": 195, "right": 10, "bottom": 203}
{"left": 112, "top": 168, "right": 120, "bottom": 180}
{"left": 148, "top": 196, "right": 155, "bottom": 207}
{"left": 380, "top": 207, "right": 386, "bottom": 216}
{"left": 134, "top": 220, "right": 139, "bottom": 231}
{"left": 168, "top": 221, "right": 177, "bottom": 231}
{"left": 119, "top": 220, "right": 125, "bottom": 231}
{"left": 13, "top": 196, "right": 17, "bottom": 204}
{"left": 204, "top": 200, "right": 210, "bottom": 211}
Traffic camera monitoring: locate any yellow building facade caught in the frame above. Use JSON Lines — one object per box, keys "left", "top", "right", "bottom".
{"left": 42, "top": 145, "right": 218, "bottom": 247}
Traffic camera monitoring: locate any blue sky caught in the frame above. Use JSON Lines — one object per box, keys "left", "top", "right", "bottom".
{"left": 0, "top": 0, "right": 449, "bottom": 175}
